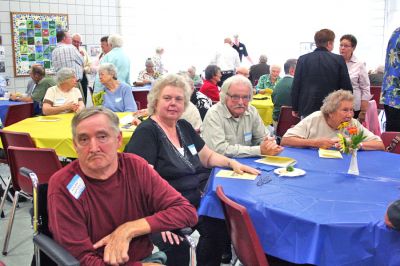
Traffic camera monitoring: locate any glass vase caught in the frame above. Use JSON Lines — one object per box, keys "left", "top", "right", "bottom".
{"left": 347, "top": 149, "right": 359, "bottom": 175}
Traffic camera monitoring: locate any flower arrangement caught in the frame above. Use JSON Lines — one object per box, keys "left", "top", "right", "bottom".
{"left": 337, "top": 122, "right": 366, "bottom": 154}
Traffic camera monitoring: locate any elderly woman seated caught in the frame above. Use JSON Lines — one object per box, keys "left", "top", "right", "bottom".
{"left": 134, "top": 58, "right": 161, "bottom": 86}
{"left": 42, "top": 68, "right": 85, "bottom": 115}
{"left": 124, "top": 74, "right": 258, "bottom": 266}
{"left": 99, "top": 63, "right": 137, "bottom": 112}
{"left": 281, "top": 90, "right": 384, "bottom": 150}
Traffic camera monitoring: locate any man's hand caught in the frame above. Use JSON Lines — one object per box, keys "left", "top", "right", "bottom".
{"left": 161, "top": 231, "right": 183, "bottom": 245}
{"left": 93, "top": 222, "right": 133, "bottom": 265}
{"left": 313, "top": 138, "right": 339, "bottom": 149}
{"left": 229, "top": 159, "right": 260, "bottom": 175}
{"left": 292, "top": 111, "right": 299, "bottom": 118}
{"left": 260, "top": 139, "right": 284, "bottom": 155}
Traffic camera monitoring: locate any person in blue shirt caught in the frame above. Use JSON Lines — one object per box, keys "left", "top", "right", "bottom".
{"left": 381, "top": 27, "right": 400, "bottom": 132}
{"left": 99, "top": 63, "right": 137, "bottom": 112}
{"left": 93, "top": 34, "right": 131, "bottom": 93}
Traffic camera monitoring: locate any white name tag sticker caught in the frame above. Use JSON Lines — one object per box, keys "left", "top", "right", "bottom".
{"left": 55, "top": 98, "right": 65, "bottom": 105}
{"left": 188, "top": 144, "right": 197, "bottom": 155}
{"left": 115, "top": 97, "right": 122, "bottom": 103}
{"left": 67, "top": 174, "right": 86, "bottom": 200}
{"left": 244, "top": 132, "right": 252, "bottom": 142}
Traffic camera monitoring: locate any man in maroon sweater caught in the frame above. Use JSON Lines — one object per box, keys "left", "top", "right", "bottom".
{"left": 48, "top": 106, "right": 198, "bottom": 266}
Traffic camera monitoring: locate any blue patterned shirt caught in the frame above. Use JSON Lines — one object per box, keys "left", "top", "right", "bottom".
{"left": 381, "top": 27, "right": 400, "bottom": 109}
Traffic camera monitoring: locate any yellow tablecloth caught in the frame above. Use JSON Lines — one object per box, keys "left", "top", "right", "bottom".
{"left": 250, "top": 94, "right": 274, "bottom": 125}
{"left": 2, "top": 113, "right": 134, "bottom": 158}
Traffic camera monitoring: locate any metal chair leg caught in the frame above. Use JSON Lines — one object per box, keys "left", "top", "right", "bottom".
{"left": 0, "top": 177, "right": 12, "bottom": 219}
{"left": 2, "top": 190, "right": 19, "bottom": 255}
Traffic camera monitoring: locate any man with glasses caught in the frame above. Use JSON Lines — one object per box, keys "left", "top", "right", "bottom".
{"left": 201, "top": 75, "right": 283, "bottom": 157}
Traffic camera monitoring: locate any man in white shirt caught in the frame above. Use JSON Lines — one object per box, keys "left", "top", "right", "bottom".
{"left": 211, "top": 38, "right": 240, "bottom": 86}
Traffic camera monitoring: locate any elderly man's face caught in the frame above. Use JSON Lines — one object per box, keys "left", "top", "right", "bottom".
{"left": 73, "top": 114, "right": 122, "bottom": 179}
{"left": 72, "top": 36, "right": 81, "bottom": 49}
{"left": 225, "top": 82, "right": 251, "bottom": 118}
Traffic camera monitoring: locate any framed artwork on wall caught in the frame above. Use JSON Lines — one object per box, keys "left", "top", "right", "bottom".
{"left": 10, "top": 12, "right": 68, "bottom": 77}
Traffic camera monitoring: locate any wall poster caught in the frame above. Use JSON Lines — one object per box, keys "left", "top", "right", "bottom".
{"left": 10, "top": 12, "right": 68, "bottom": 77}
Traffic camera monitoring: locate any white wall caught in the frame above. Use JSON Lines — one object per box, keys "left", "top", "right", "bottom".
{"left": 120, "top": 0, "right": 389, "bottom": 79}
{"left": 0, "top": 0, "right": 119, "bottom": 92}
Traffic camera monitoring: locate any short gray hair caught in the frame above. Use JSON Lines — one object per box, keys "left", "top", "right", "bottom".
{"left": 259, "top": 54, "right": 268, "bottom": 63}
{"left": 220, "top": 75, "right": 253, "bottom": 103}
{"left": 269, "top": 64, "right": 281, "bottom": 72}
{"left": 56, "top": 68, "right": 76, "bottom": 85}
{"left": 321, "top": 90, "right": 354, "bottom": 116}
{"left": 108, "top": 34, "right": 123, "bottom": 48}
{"left": 147, "top": 74, "right": 191, "bottom": 115}
{"left": 99, "top": 63, "right": 118, "bottom": 79}
{"left": 71, "top": 106, "right": 120, "bottom": 138}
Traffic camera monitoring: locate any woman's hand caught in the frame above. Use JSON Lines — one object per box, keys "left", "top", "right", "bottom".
{"left": 229, "top": 159, "right": 260, "bottom": 175}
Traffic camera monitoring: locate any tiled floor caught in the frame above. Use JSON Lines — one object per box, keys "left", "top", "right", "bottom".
{"left": 0, "top": 164, "right": 33, "bottom": 266}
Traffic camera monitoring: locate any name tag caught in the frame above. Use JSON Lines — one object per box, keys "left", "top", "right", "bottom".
{"left": 239, "top": 47, "right": 244, "bottom": 50}
{"left": 115, "top": 97, "right": 122, "bottom": 103}
{"left": 67, "top": 174, "right": 86, "bottom": 200}
{"left": 188, "top": 144, "right": 197, "bottom": 155}
{"left": 55, "top": 98, "right": 65, "bottom": 105}
{"left": 244, "top": 132, "right": 252, "bottom": 142}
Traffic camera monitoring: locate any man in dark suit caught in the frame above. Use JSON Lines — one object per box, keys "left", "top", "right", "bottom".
{"left": 291, "top": 29, "right": 353, "bottom": 118}
{"left": 249, "top": 54, "right": 270, "bottom": 86}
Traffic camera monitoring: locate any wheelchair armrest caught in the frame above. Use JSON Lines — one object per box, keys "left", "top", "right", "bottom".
{"left": 171, "top": 227, "right": 193, "bottom": 237}
{"left": 33, "top": 234, "right": 80, "bottom": 266}
{"left": 171, "top": 227, "right": 196, "bottom": 248}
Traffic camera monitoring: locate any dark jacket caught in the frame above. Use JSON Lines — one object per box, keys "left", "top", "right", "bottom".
{"left": 249, "top": 63, "right": 270, "bottom": 86}
{"left": 291, "top": 47, "right": 353, "bottom": 117}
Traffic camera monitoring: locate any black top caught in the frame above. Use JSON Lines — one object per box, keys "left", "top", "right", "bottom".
{"left": 232, "top": 42, "right": 248, "bottom": 61}
{"left": 291, "top": 47, "right": 353, "bottom": 117}
{"left": 249, "top": 63, "right": 270, "bottom": 86}
{"left": 124, "top": 118, "right": 210, "bottom": 205}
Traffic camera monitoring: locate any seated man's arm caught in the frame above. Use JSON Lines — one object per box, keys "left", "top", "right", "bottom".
{"left": 360, "top": 140, "right": 384, "bottom": 150}
{"left": 201, "top": 108, "right": 262, "bottom": 157}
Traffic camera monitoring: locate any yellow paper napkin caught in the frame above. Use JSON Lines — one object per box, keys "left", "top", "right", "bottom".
{"left": 216, "top": 170, "right": 257, "bottom": 180}
{"left": 318, "top": 149, "right": 343, "bottom": 159}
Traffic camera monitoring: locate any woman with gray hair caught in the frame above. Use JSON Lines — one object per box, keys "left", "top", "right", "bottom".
{"left": 42, "top": 67, "right": 85, "bottom": 115}
{"left": 125, "top": 74, "right": 259, "bottom": 266}
{"left": 281, "top": 90, "right": 384, "bottom": 150}
{"left": 99, "top": 63, "right": 137, "bottom": 112}
{"left": 134, "top": 58, "right": 161, "bottom": 86}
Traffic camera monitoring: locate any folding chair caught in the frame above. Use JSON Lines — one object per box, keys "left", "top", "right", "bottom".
{"left": 276, "top": 106, "right": 300, "bottom": 139}
{"left": 2, "top": 146, "right": 62, "bottom": 255}
{"left": 0, "top": 130, "right": 36, "bottom": 219}
{"left": 216, "top": 185, "right": 269, "bottom": 266}
{"left": 3, "top": 102, "right": 34, "bottom": 127}
{"left": 370, "top": 86, "right": 384, "bottom": 110}
{"left": 381, "top": 131, "right": 400, "bottom": 154}
{"left": 132, "top": 90, "right": 149, "bottom": 109}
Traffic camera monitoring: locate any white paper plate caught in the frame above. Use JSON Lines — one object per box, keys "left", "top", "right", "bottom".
{"left": 274, "top": 167, "right": 306, "bottom": 177}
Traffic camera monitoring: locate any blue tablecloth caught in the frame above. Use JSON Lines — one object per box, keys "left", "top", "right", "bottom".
{"left": 198, "top": 148, "right": 400, "bottom": 266}
{"left": 0, "top": 100, "right": 26, "bottom": 123}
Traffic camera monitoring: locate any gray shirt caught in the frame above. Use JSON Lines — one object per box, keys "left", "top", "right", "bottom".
{"left": 201, "top": 102, "right": 269, "bottom": 157}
